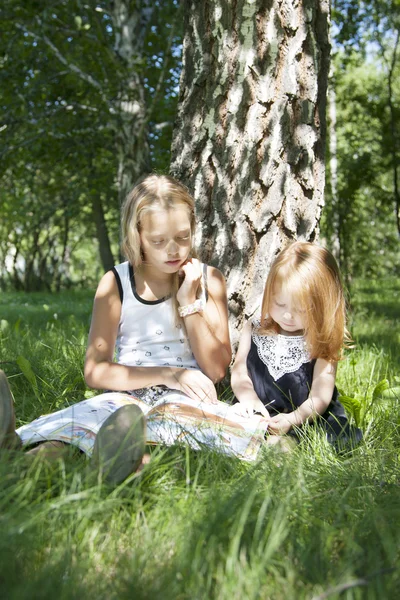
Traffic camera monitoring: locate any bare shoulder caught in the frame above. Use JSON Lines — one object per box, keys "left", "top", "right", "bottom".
{"left": 95, "top": 269, "right": 120, "bottom": 298}
{"left": 237, "top": 320, "right": 253, "bottom": 349}
{"left": 314, "top": 358, "right": 337, "bottom": 378}
{"left": 206, "top": 265, "right": 225, "bottom": 282}
{"left": 205, "top": 265, "right": 227, "bottom": 296}
{"left": 310, "top": 358, "right": 337, "bottom": 401}
{"left": 90, "top": 270, "right": 122, "bottom": 326}
{"left": 203, "top": 265, "right": 230, "bottom": 345}
{"left": 232, "top": 319, "right": 253, "bottom": 369}
{"left": 236, "top": 318, "right": 254, "bottom": 340}
{"left": 86, "top": 270, "right": 122, "bottom": 377}
{"left": 241, "top": 320, "right": 253, "bottom": 334}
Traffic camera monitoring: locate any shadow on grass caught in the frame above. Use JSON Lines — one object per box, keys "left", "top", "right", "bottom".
{"left": 0, "top": 290, "right": 94, "bottom": 328}
{"left": 351, "top": 278, "right": 400, "bottom": 372}
{"left": 359, "top": 299, "right": 399, "bottom": 321}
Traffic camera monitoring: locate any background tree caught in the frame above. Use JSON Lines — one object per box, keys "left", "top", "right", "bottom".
{"left": 321, "top": 0, "right": 400, "bottom": 283}
{"left": 171, "top": 0, "right": 331, "bottom": 334}
{"left": 2, "top": 1, "right": 398, "bottom": 295}
{"left": 0, "top": 0, "right": 181, "bottom": 288}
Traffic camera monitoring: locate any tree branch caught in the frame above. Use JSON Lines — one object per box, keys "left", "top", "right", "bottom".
{"left": 15, "top": 23, "right": 110, "bottom": 107}
{"left": 143, "top": 23, "right": 176, "bottom": 131}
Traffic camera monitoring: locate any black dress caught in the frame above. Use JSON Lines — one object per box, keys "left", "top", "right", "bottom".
{"left": 246, "top": 323, "right": 362, "bottom": 448}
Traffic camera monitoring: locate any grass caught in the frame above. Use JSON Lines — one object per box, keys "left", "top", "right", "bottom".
{"left": 0, "top": 280, "right": 399, "bottom": 599}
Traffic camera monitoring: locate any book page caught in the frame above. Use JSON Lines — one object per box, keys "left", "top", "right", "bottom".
{"left": 144, "top": 392, "right": 268, "bottom": 461}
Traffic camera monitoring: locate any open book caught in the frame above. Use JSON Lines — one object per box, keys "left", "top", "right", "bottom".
{"left": 17, "top": 391, "right": 269, "bottom": 461}
{"left": 133, "top": 391, "right": 268, "bottom": 461}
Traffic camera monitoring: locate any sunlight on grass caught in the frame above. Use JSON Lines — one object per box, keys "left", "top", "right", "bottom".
{"left": 0, "top": 280, "right": 399, "bottom": 598}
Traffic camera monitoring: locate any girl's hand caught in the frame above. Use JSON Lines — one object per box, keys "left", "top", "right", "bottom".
{"left": 268, "top": 413, "right": 294, "bottom": 436}
{"left": 168, "top": 368, "right": 218, "bottom": 404}
{"left": 230, "top": 321, "right": 270, "bottom": 419}
{"left": 233, "top": 398, "right": 270, "bottom": 419}
{"left": 176, "top": 258, "right": 202, "bottom": 306}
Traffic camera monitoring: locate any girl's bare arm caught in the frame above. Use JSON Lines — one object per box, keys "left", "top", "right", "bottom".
{"left": 230, "top": 321, "right": 270, "bottom": 418}
{"left": 84, "top": 271, "right": 218, "bottom": 402}
{"left": 268, "top": 358, "right": 337, "bottom": 434}
{"left": 178, "top": 263, "right": 232, "bottom": 382}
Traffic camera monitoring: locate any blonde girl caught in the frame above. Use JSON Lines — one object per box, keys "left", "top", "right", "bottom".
{"left": 84, "top": 174, "right": 231, "bottom": 401}
{"left": 1, "top": 175, "right": 232, "bottom": 482}
{"left": 231, "top": 242, "right": 362, "bottom": 447}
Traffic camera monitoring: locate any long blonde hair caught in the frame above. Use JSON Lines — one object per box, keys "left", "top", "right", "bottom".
{"left": 260, "top": 242, "right": 350, "bottom": 361}
{"left": 121, "top": 174, "right": 196, "bottom": 266}
{"left": 121, "top": 174, "right": 198, "bottom": 321}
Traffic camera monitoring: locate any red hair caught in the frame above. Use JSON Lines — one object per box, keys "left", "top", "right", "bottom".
{"left": 260, "top": 242, "right": 351, "bottom": 361}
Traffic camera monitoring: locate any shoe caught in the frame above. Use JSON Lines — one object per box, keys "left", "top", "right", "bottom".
{"left": 0, "top": 370, "right": 21, "bottom": 450}
{"left": 91, "top": 404, "right": 146, "bottom": 484}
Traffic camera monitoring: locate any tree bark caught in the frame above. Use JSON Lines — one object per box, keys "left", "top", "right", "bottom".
{"left": 386, "top": 29, "right": 400, "bottom": 236}
{"left": 327, "top": 65, "right": 341, "bottom": 261}
{"left": 171, "top": 0, "right": 331, "bottom": 337}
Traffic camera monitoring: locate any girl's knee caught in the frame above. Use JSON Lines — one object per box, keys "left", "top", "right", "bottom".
{"left": 26, "top": 441, "right": 76, "bottom": 462}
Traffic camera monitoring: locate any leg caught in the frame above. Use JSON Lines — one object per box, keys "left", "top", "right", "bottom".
{"left": 26, "top": 441, "right": 72, "bottom": 461}
{"left": 0, "top": 370, "right": 80, "bottom": 462}
{"left": 90, "top": 404, "right": 146, "bottom": 484}
{"left": 26, "top": 409, "right": 147, "bottom": 482}
{"left": 1, "top": 374, "right": 145, "bottom": 482}
{"left": 136, "top": 452, "right": 151, "bottom": 473}
{"left": 0, "top": 370, "right": 21, "bottom": 449}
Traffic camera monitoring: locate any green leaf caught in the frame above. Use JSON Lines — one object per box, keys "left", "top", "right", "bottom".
{"left": 16, "top": 355, "right": 40, "bottom": 400}
{"left": 339, "top": 394, "right": 361, "bottom": 426}
{"left": 14, "top": 318, "right": 21, "bottom": 334}
{"left": 378, "top": 387, "right": 400, "bottom": 400}
{"left": 372, "top": 379, "right": 390, "bottom": 400}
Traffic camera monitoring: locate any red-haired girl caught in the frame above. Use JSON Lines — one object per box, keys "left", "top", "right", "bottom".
{"left": 231, "top": 241, "right": 362, "bottom": 448}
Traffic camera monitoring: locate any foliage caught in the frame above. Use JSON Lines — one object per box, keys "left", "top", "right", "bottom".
{"left": 322, "top": 1, "right": 400, "bottom": 281}
{"left": 321, "top": 52, "right": 400, "bottom": 280}
{"left": 0, "top": 279, "right": 399, "bottom": 598}
{"left": 336, "top": 277, "right": 400, "bottom": 430}
{"left": 0, "top": 0, "right": 182, "bottom": 289}
{"left": 1, "top": 0, "right": 398, "bottom": 289}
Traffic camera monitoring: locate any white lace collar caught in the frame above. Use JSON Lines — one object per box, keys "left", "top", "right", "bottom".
{"left": 252, "top": 320, "right": 311, "bottom": 381}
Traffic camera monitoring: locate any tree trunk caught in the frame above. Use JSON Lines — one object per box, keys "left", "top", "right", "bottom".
{"left": 111, "top": 0, "right": 153, "bottom": 207}
{"left": 328, "top": 65, "right": 341, "bottom": 261}
{"left": 171, "top": 0, "right": 331, "bottom": 338}
{"left": 386, "top": 29, "right": 400, "bottom": 237}
{"left": 91, "top": 194, "right": 115, "bottom": 273}
{"left": 55, "top": 211, "right": 70, "bottom": 292}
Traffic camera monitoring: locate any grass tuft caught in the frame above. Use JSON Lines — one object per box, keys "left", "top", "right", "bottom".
{"left": 0, "top": 280, "right": 399, "bottom": 598}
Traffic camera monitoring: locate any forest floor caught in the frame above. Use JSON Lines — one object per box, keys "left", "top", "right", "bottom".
{"left": 0, "top": 279, "right": 399, "bottom": 599}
